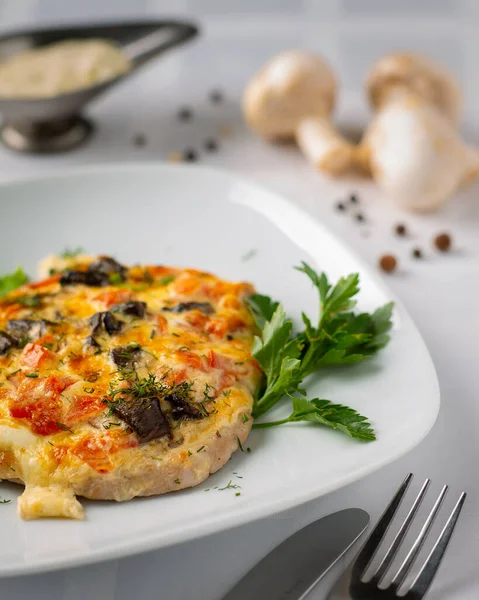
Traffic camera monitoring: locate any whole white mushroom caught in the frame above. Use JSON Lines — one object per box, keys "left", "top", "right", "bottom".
{"left": 243, "top": 50, "right": 355, "bottom": 175}
{"left": 358, "top": 52, "right": 479, "bottom": 212}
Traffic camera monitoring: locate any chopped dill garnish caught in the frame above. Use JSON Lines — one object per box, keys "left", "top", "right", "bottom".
{"left": 241, "top": 248, "right": 257, "bottom": 262}
{"left": 159, "top": 275, "right": 175, "bottom": 286}
{"left": 103, "top": 421, "right": 121, "bottom": 430}
{"left": 55, "top": 422, "right": 73, "bottom": 433}
{"left": 218, "top": 480, "right": 241, "bottom": 491}
{"left": 237, "top": 436, "right": 244, "bottom": 452}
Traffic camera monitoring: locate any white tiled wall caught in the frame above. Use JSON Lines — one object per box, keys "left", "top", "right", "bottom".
{"left": 0, "top": 0, "right": 478, "bottom": 124}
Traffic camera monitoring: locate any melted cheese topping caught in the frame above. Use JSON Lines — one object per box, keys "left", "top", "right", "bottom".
{"left": 0, "top": 256, "right": 262, "bottom": 519}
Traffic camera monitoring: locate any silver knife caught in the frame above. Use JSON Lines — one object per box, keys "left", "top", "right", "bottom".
{"left": 222, "top": 508, "right": 369, "bottom": 600}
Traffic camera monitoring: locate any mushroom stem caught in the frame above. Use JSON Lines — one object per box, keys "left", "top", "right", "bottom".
{"left": 361, "top": 53, "right": 479, "bottom": 211}
{"left": 296, "top": 117, "right": 356, "bottom": 175}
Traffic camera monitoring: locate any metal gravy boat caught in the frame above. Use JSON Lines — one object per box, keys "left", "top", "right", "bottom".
{"left": 0, "top": 20, "right": 198, "bottom": 152}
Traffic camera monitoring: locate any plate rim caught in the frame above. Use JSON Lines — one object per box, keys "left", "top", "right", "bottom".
{"left": 0, "top": 162, "right": 440, "bottom": 576}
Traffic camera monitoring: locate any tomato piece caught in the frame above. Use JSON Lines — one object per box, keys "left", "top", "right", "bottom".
{"left": 185, "top": 310, "right": 209, "bottom": 330}
{"left": 10, "top": 400, "right": 61, "bottom": 436}
{"left": 220, "top": 373, "right": 236, "bottom": 389}
{"left": 205, "top": 319, "right": 227, "bottom": 337}
{"left": 35, "top": 334, "right": 55, "bottom": 346}
{"left": 205, "top": 281, "right": 254, "bottom": 301}
{"left": 70, "top": 437, "right": 114, "bottom": 473}
{"left": 9, "top": 375, "right": 74, "bottom": 436}
{"left": 204, "top": 281, "right": 230, "bottom": 300}
{"left": 206, "top": 350, "right": 254, "bottom": 382}
{"left": 27, "top": 274, "right": 60, "bottom": 290}
{"left": 175, "top": 349, "right": 205, "bottom": 371}
{"left": 172, "top": 275, "right": 202, "bottom": 295}
{"left": 66, "top": 395, "right": 105, "bottom": 425}
{"left": 206, "top": 315, "right": 245, "bottom": 337}
{"left": 20, "top": 343, "right": 55, "bottom": 368}
{"left": 0, "top": 304, "right": 23, "bottom": 319}
{"left": 206, "top": 349, "right": 219, "bottom": 369}
{"left": 93, "top": 289, "right": 132, "bottom": 307}
{"left": 227, "top": 315, "right": 246, "bottom": 331}
{"left": 148, "top": 266, "right": 177, "bottom": 277}
{"left": 156, "top": 314, "right": 168, "bottom": 334}
{"left": 167, "top": 368, "right": 187, "bottom": 386}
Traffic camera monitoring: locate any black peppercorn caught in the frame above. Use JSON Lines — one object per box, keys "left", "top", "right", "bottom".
{"left": 183, "top": 149, "right": 198, "bottom": 162}
{"left": 132, "top": 133, "right": 147, "bottom": 147}
{"left": 209, "top": 90, "right": 223, "bottom": 104}
{"left": 204, "top": 138, "right": 218, "bottom": 152}
{"left": 178, "top": 107, "right": 193, "bottom": 121}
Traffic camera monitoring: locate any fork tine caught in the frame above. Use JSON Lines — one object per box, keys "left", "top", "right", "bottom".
{"left": 405, "top": 492, "right": 466, "bottom": 599}
{"left": 390, "top": 484, "right": 448, "bottom": 590}
{"left": 352, "top": 473, "right": 413, "bottom": 581}
{"left": 370, "top": 479, "right": 430, "bottom": 586}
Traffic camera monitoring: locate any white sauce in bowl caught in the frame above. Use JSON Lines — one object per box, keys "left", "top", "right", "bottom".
{"left": 0, "top": 39, "right": 132, "bottom": 98}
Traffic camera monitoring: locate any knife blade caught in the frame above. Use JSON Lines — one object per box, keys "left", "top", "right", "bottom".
{"left": 221, "top": 508, "right": 369, "bottom": 600}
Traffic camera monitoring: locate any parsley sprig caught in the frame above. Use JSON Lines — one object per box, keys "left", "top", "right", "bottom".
{"left": 0, "top": 267, "right": 29, "bottom": 297}
{"left": 248, "top": 262, "right": 394, "bottom": 442}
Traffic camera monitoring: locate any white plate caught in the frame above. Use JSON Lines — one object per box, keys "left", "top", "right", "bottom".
{"left": 0, "top": 163, "right": 439, "bottom": 576}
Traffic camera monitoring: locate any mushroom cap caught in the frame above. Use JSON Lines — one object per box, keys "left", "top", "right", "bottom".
{"left": 363, "top": 97, "right": 477, "bottom": 211}
{"left": 243, "top": 50, "right": 336, "bottom": 140}
{"left": 366, "top": 52, "right": 462, "bottom": 123}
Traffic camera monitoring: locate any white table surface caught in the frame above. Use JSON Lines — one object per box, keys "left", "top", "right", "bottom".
{"left": 0, "top": 28, "right": 478, "bottom": 600}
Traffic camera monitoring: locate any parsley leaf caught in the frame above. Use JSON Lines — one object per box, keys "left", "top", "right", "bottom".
{"left": 248, "top": 294, "right": 279, "bottom": 328}
{"left": 249, "top": 262, "right": 394, "bottom": 441}
{"left": 253, "top": 397, "right": 376, "bottom": 441}
{"left": 0, "top": 267, "right": 29, "bottom": 297}
{"left": 251, "top": 305, "right": 292, "bottom": 381}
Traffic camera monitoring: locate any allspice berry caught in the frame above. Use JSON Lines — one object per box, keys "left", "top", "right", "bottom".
{"left": 434, "top": 233, "right": 452, "bottom": 252}
{"left": 379, "top": 254, "right": 397, "bottom": 273}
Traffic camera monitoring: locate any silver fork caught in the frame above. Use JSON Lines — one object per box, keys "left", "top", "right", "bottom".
{"left": 327, "top": 474, "right": 466, "bottom": 599}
